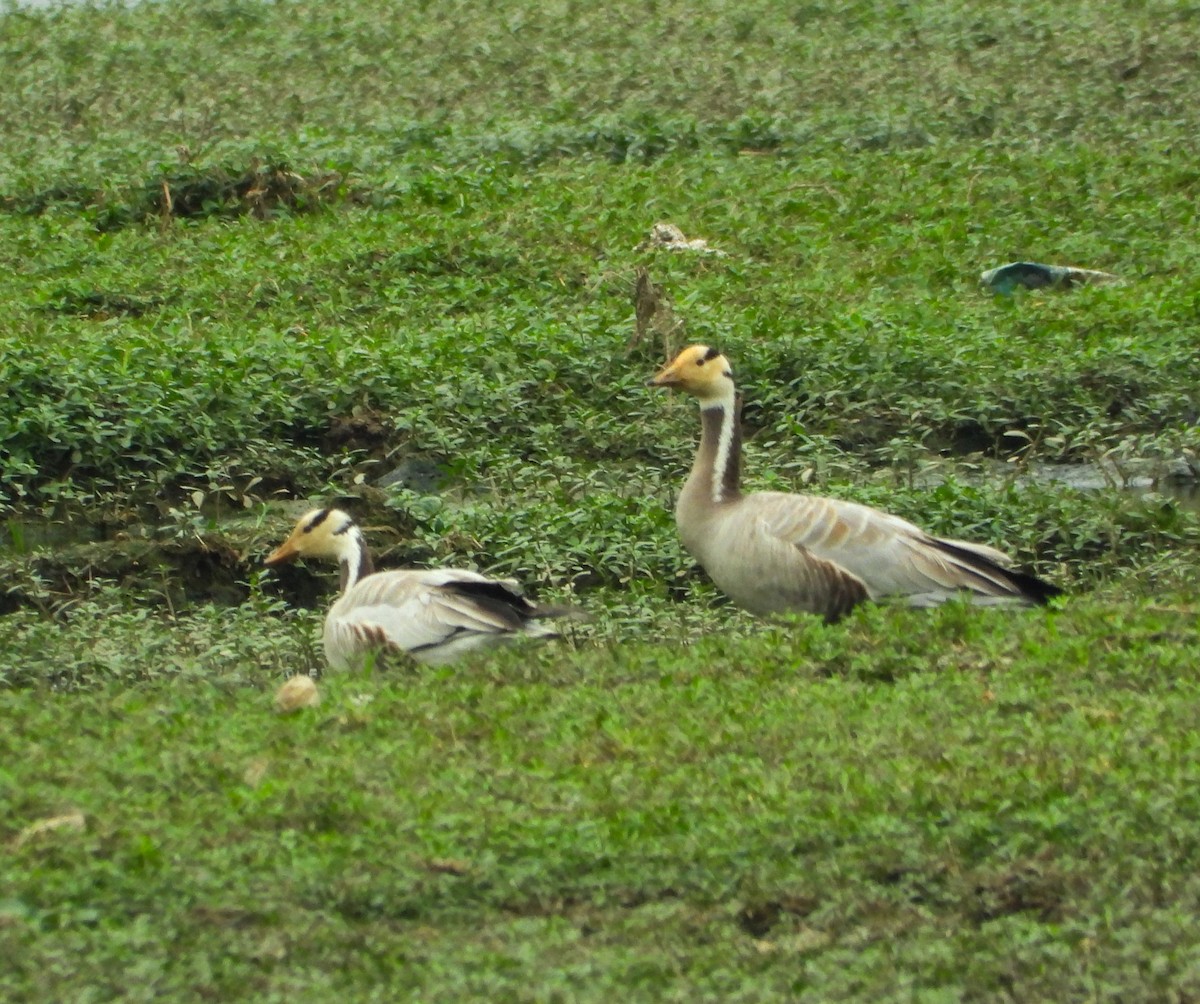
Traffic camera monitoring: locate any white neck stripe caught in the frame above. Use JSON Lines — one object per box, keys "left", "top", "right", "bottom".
{"left": 709, "top": 403, "right": 736, "bottom": 504}
{"left": 338, "top": 527, "right": 368, "bottom": 592}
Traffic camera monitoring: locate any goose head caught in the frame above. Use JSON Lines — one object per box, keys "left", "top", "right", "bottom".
{"left": 265, "top": 508, "right": 359, "bottom": 567}
{"left": 646, "top": 344, "right": 736, "bottom": 407}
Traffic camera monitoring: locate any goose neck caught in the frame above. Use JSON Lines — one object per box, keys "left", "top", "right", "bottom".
{"left": 336, "top": 527, "right": 375, "bottom": 592}
{"left": 693, "top": 393, "right": 742, "bottom": 505}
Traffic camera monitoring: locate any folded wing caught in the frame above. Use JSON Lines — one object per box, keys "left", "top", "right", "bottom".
{"left": 325, "top": 569, "right": 561, "bottom": 668}
{"left": 709, "top": 492, "right": 1058, "bottom": 620}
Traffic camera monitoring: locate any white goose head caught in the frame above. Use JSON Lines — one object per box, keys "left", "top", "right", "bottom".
{"left": 646, "top": 344, "right": 736, "bottom": 408}
{"left": 264, "top": 508, "right": 362, "bottom": 568}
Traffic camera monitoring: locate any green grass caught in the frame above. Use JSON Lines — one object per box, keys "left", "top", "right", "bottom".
{"left": 3, "top": 594, "right": 1200, "bottom": 1000}
{"left": 2, "top": 0, "right": 1200, "bottom": 999}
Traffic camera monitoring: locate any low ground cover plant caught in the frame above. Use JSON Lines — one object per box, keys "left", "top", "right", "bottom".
{"left": 1, "top": 0, "right": 1198, "bottom": 999}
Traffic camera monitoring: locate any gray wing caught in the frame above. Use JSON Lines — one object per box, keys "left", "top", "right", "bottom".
{"left": 324, "top": 569, "right": 553, "bottom": 669}
{"left": 700, "top": 502, "right": 869, "bottom": 620}
{"left": 747, "top": 492, "right": 1028, "bottom": 602}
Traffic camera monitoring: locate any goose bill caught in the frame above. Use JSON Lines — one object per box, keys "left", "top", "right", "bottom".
{"left": 264, "top": 541, "right": 300, "bottom": 567}
{"left": 646, "top": 362, "right": 682, "bottom": 387}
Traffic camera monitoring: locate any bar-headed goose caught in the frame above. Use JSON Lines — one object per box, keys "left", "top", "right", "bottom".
{"left": 265, "top": 508, "right": 571, "bottom": 668}
{"left": 647, "top": 345, "right": 1062, "bottom": 621}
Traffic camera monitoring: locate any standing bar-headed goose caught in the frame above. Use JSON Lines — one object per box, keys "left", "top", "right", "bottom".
{"left": 647, "top": 345, "right": 1062, "bottom": 621}
{"left": 265, "top": 508, "right": 571, "bottom": 668}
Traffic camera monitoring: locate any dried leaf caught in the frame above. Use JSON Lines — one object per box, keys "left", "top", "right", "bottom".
{"left": 11, "top": 810, "right": 86, "bottom": 849}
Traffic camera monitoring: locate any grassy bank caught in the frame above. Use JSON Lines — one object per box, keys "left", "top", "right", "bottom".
{"left": 2, "top": 0, "right": 1199, "bottom": 1000}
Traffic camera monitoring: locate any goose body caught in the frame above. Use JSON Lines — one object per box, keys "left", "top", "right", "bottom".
{"left": 265, "top": 508, "right": 568, "bottom": 668}
{"left": 648, "top": 345, "right": 1062, "bottom": 621}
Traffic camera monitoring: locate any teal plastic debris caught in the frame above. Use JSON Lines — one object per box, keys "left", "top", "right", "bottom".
{"left": 980, "top": 261, "right": 1122, "bottom": 294}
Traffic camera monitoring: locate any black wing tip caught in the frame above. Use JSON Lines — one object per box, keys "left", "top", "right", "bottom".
{"left": 1005, "top": 568, "right": 1065, "bottom": 606}
{"left": 446, "top": 579, "right": 590, "bottom": 625}
{"left": 441, "top": 579, "right": 530, "bottom": 629}
{"left": 932, "top": 538, "right": 1063, "bottom": 606}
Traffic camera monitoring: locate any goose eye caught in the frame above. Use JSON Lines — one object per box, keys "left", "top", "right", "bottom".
{"left": 695, "top": 358, "right": 705, "bottom": 366}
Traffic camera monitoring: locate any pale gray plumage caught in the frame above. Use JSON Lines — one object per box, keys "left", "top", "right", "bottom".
{"left": 649, "top": 345, "right": 1062, "bottom": 621}
{"left": 265, "top": 508, "right": 566, "bottom": 668}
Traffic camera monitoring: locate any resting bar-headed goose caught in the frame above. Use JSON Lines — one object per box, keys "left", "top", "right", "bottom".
{"left": 647, "top": 345, "right": 1062, "bottom": 621}
{"left": 265, "top": 508, "right": 570, "bottom": 668}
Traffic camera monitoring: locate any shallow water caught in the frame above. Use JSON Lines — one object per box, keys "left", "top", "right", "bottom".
{"left": 1005, "top": 461, "right": 1200, "bottom": 512}
{"left": 3, "top": 460, "right": 1196, "bottom": 562}
{"left": 2, "top": 513, "right": 106, "bottom": 552}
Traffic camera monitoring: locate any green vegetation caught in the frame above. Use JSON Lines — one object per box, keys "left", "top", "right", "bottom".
{"left": 1, "top": 0, "right": 1198, "bottom": 999}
